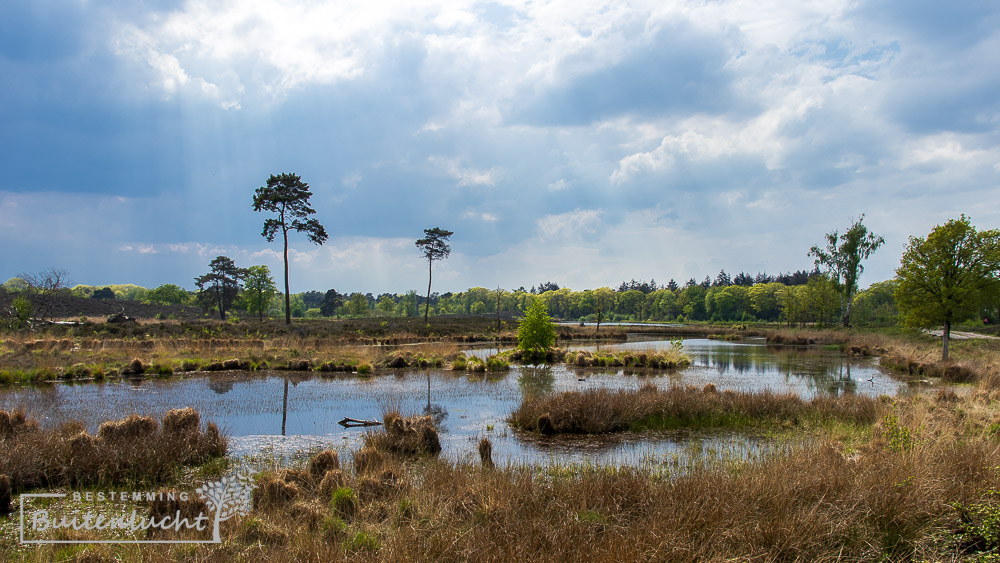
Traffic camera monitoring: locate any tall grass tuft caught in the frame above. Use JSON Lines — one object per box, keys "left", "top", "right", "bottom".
{"left": 478, "top": 437, "right": 494, "bottom": 469}
{"left": 364, "top": 412, "right": 442, "bottom": 457}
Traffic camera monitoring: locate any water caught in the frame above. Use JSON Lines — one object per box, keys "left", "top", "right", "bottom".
{"left": 0, "top": 338, "right": 904, "bottom": 469}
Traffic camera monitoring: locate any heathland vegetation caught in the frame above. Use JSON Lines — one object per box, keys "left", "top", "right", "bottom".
{"left": 6, "top": 209, "right": 1000, "bottom": 559}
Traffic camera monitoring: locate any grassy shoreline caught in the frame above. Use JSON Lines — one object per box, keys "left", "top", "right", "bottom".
{"left": 4, "top": 391, "right": 1000, "bottom": 560}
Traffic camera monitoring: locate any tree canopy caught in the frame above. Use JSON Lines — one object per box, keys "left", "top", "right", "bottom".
{"left": 517, "top": 298, "right": 557, "bottom": 362}
{"left": 415, "top": 227, "right": 453, "bottom": 322}
{"left": 253, "top": 172, "right": 328, "bottom": 324}
{"left": 243, "top": 265, "right": 277, "bottom": 321}
{"left": 809, "top": 215, "right": 884, "bottom": 327}
{"left": 895, "top": 215, "right": 1000, "bottom": 360}
{"left": 195, "top": 256, "right": 245, "bottom": 320}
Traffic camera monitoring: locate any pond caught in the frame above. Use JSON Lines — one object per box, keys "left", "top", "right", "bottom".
{"left": 0, "top": 338, "right": 905, "bottom": 470}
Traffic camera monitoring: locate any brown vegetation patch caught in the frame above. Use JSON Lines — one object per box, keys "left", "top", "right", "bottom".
{"left": 511, "top": 384, "right": 882, "bottom": 434}
{"left": 146, "top": 489, "right": 209, "bottom": 538}
{"left": 0, "top": 410, "right": 226, "bottom": 493}
{"left": 253, "top": 475, "right": 302, "bottom": 509}
{"left": 478, "top": 437, "right": 494, "bottom": 469}
{"left": 364, "top": 413, "right": 442, "bottom": 457}
{"left": 162, "top": 407, "right": 200, "bottom": 436}
{"left": 308, "top": 449, "right": 341, "bottom": 479}
{"left": 318, "top": 469, "right": 347, "bottom": 498}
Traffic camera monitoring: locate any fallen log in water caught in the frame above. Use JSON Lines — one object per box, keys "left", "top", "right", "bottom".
{"left": 338, "top": 417, "right": 382, "bottom": 428}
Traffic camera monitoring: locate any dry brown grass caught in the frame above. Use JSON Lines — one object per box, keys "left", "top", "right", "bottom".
{"left": 363, "top": 412, "right": 442, "bottom": 457}
{"left": 510, "top": 383, "right": 882, "bottom": 434}
{"left": 0, "top": 408, "right": 226, "bottom": 492}
{"left": 10, "top": 392, "right": 1000, "bottom": 561}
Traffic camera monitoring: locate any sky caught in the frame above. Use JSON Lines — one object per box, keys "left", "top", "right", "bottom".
{"left": 1, "top": 0, "right": 998, "bottom": 294}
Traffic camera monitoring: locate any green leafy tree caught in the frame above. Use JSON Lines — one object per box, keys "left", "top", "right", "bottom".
{"left": 145, "top": 283, "right": 189, "bottom": 305}
{"left": 592, "top": 287, "right": 616, "bottom": 331}
{"left": 851, "top": 280, "right": 898, "bottom": 326}
{"left": 399, "top": 290, "right": 419, "bottom": 317}
{"left": 9, "top": 296, "right": 32, "bottom": 329}
{"left": 2, "top": 278, "right": 28, "bottom": 292}
{"left": 803, "top": 275, "right": 839, "bottom": 327}
{"left": 252, "top": 173, "right": 329, "bottom": 325}
{"left": 347, "top": 292, "right": 369, "bottom": 317}
{"left": 243, "top": 265, "right": 278, "bottom": 321}
{"left": 376, "top": 294, "right": 397, "bottom": 315}
{"left": 895, "top": 216, "right": 1000, "bottom": 360}
{"left": 809, "top": 215, "right": 885, "bottom": 327}
{"left": 749, "top": 283, "right": 784, "bottom": 321}
{"left": 320, "top": 289, "right": 343, "bottom": 318}
{"left": 415, "top": 227, "right": 453, "bottom": 322}
{"left": 195, "top": 256, "right": 245, "bottom": 320}
{"left": 517, "top": 298, "right": 557, "bottom": 362}
{"left": 92, "top": 287, "right": 116, "bottom": 300}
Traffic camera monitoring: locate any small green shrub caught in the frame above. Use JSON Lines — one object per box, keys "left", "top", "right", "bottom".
{"left": 321, "top": 515, "right": 348, "bottom": 540}
{"left": 486, "top": 356, "right": 510, "bottom": 372}
{"left": 357, "top": 363, "right": 372, "bottom": 375}
{"left": 882, "top": 413, "right": 916, "bottom": 452}
{"left": 517, "top": 299, "right": 556, "bottom": 357}
{"left": 343, "top": 530, "right": 381, "bottom": 552}
{"left": 332, "top": 487, "right": 358, "bottom": 519}
{"left": 11, "top": 297, "right": 32, "bottom": 328}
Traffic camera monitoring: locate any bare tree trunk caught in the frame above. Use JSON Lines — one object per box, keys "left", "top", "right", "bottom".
{"left": 217, "top": 287, "right": 225, "bottom": 320}
{"left": 942, "top": 320, "right": 951, "bottom": 361}
{"left": 283, "top": 227, "right": 291, "bottom": 325}
{"left": 281, "top": 378, "right": 289, "bottom": 435}
{"left": 424, "top": 258, "right": 433, "bottom": 323}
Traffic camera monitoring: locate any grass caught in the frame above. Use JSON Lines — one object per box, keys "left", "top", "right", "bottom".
{"left": 6, "top": 391, "right": 997, "bottom": 560}
{"left": 510, "top": 383, "right": 883, "bottom": 434}
{"left": 5, "top": 388, "right": 1000, "bottom": 560}
{"left": 0, "top": 408, "right": 226, "bottom": 492}
{"left": 564, "top": 345, "right": 691, "bottom": 370}
{"left": 9, "top": 321, "right": 1000, "bottom": 559}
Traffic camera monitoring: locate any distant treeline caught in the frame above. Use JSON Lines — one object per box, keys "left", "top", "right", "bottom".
{"left": 2, "top": 268, "right": 899, "bottom": 326}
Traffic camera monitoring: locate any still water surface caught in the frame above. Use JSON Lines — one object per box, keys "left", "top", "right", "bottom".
{"left": 0, "top": 338, "right": 904, "bottom": 468}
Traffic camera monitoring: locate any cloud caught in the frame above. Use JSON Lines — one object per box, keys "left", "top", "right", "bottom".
{"left": 2, "top": 0, "right": 1000, "bottom": 297}
{"left": 429, "top": 156, "right": 501, "bottom": 187}
{"left": 509, "top": 19, "right": 740, "bottom": 125}
{"left": 462, "top": 211, "right": 498, "bottom": 222}
{"left": 537, "top": 209, "right": 603, "bottom": 240}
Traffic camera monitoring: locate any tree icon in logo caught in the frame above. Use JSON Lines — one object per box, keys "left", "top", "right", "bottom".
{"left": 196, "top": 472, "right": 256, "bottom": 543}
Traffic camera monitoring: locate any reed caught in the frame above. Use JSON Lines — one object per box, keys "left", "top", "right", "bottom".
{"left": 510, "top": 384, "right": 883, "bottom": 434}
{"left": 0, "top": 408, "right": 226, "bottom": 492}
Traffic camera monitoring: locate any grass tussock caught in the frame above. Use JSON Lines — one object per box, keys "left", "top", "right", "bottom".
{"left": 567, "top": 347, "right": 691, "bottom": 369}
{"left": 0, "top": 408, "right": 226, "bottom": 493}
{"left": 510, "top": 384, "right": 883, "bottom": 434}
{"left": 364, "top": 412, "right": 442, "bottom": 457}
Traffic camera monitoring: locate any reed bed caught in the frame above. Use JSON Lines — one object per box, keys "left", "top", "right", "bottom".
{"left": 0, "top": 408, "right": 226, "bottom": 492}
{"left": 509, "top": 383, "right": 883, "bottom": 434}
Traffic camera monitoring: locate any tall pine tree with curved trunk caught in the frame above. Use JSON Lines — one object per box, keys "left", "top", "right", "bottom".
{"left": 809, "top": 214, "right": 885, "bottom": 327}
{"left": 253, "top": 173, "right": 328, "bottom": 325}
{"left": 415, "top": 227, "right": 453, "bottom": 322}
